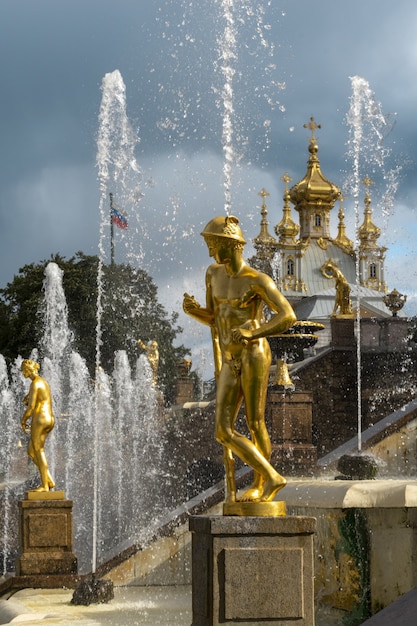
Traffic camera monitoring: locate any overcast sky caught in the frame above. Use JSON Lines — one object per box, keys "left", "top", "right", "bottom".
{"left": 1, "top": 0, "right": 417, "bottom": 375}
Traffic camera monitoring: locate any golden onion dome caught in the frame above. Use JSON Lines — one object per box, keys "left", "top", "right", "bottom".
{"left": 289, "top": 138, "right": 341, "bottom": 210}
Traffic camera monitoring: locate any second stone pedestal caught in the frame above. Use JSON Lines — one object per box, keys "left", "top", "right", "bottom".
{"left": 190, "top": 515, "right": 316, "bottom": 626}
{"left": 267, "top": 389, "right": 317, "bottom": 475}
{"left": 330, "top": 316, "right": 355, "bottom": 348}
{"left": 16, "top": 492, "right": 78, "bottom": 576}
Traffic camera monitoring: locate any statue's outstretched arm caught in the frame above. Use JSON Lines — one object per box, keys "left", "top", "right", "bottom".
{"left": 183, "top": 292, "right": 214, "bottom": 326}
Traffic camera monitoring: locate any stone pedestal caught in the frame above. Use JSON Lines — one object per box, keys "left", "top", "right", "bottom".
{"left": 16, "top": 493, "right": 78, "bottom": 576}
{"left": 190, "top": 515, "right": 316, "bottom": 626}
{"left": 330, "top": 317, "right": 355, "bottom": 348}
{"left": 267, "top": 389, "right": 317, "bottom": 475}
{"left": 175, "top": 377, "right": 194, "bottom": 405}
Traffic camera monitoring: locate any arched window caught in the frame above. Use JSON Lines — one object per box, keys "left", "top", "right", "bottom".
{"left": 287, "top": 258, "right": 294, "bottom": 276}
{"left": 315, "top": 214, "right": 321, "bottom": 227}
{"left": 369, "top": 263, "right": 377, "bottom": 279}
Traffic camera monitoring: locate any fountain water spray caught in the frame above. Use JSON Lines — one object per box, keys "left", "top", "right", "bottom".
{"left": 219, "top": 0, "right": 237, "bottom": 215}
{"left": 216, "top": 1, "right": 286, "bottom": 217}
{"left": 0, "top": 260, "right": 170, "bottom": 578}
{"left": 93, "top": 70, "right": 143, "bottom": 575}
{"left": 0, "top": 357, "right": 17, "bottom": 575}
{"left": 345, "top": 75, "right": 399, "bottom": 452}
{"left": 39, "top": 263, "right": 74, "bottom": 480}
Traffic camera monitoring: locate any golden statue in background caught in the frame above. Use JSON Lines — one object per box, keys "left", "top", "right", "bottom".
{"left": 183, "top": 215, "right": 296, "bottom": 508}
{"left": 21, "top": 359, "right": 55, "bottom": 492}
{"left": 321, "top": 258, "right": 353, "bottom": 317}
{"left": 138, "top": 339, "right": 159, "bottom": 386}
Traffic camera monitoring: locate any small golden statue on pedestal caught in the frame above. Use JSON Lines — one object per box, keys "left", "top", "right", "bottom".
{"left": 321, "top": 258, "right": 354, "bottom": 317}
{"left": 183, "top": 215, "right": 296, "bottom": 515}
{"left": 138, "top": 339, "right": 159, "bottom": 386}
{"left": 21, "top": 359, "right": 55, "bottom": 493}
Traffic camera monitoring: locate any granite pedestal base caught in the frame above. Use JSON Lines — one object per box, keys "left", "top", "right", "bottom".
{"left": 190, "top": 515, "right": 316, "bottom": 626}
{"left": 16, "top": 493, "right": 78, "bottom": 576}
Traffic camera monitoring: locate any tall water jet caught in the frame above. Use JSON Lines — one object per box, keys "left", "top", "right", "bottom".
{"left": 0, "top": 356, "right": 18, "bottom": 575}
{"left": 39, "top": 262, "right": 74, "bottom": 479}
{"left": 214, "top": 1, "right": 286, "bottom": 219}
{"left": 345, "top": 75, "right": 399, "bottom": 452}
{"left": 65, "top": 351, "right": 94, "bottom": 556}
{"left": 94, "top": 69, "right": 142, "bottom": 575}
{"left": 219, "top": 0, "right": 237, "bottom": 215}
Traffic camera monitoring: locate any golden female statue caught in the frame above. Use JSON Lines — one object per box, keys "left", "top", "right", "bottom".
{"left": 183, "top": 215, "right": 296, "bottom": 503}
{"left": 137, "top": 339, "right": 159, "bottom": 386}
{"left": 21, "top": 359, "right": 55, "bottom": 492}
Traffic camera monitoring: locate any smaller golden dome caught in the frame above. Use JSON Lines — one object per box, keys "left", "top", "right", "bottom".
{"left": 275, "top": 173, "right": 300, "bottom": 243}
{"left": 358, "top": 176, "right": 381, "bottom": 247}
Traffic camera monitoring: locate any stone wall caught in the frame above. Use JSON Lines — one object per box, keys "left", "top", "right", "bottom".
{"left": 294, "top": 318, "right": 417, "bottom": 458}
{"left": 294, "top": 349, "right": 359, "bottom": 456}
{"left": 164, "top": 403, "right": 226, "bottom": 501}
{"left": 361, "top": 350, "right": 417, "bottom": 427}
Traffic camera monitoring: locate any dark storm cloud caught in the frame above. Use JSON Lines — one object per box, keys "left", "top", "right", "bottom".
{"left": 0, "top": 1, "right": 153, "bottom": 176}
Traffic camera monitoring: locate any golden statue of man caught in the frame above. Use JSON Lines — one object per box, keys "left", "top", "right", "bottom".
{"left": 21, "top": 359, "right": 55, "bottom": 492}
{"left": 183, "top": 215, "right": 296, "bottom": 503}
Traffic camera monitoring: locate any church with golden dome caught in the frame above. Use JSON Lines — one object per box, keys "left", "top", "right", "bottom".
{"left": 251, "top": 117, "right": 394, "bottom": 343}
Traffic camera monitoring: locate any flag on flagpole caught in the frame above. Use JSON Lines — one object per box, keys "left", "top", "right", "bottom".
{"left": 111, "top": 206, "right": 128, "bottom": 230}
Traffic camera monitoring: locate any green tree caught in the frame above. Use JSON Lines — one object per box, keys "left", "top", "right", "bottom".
{"left": 0, "top": 252, "right": 189, "bottom": 403}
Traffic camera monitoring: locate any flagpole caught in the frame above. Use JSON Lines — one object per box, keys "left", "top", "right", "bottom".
{"left": 109, "top": 192, "right": 115, "bottom": 265}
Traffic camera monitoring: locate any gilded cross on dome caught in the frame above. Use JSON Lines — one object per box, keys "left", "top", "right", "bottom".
{"left": 362, "top": 174, "right": 375, "bottom": 190}
{"left": 303, "top": 116, "right": 321, "bottom": 142}
{"left": 258, "top": 188, "right": 270, "bottom": 208}
{"left": 280, "top": 172, "right": 293, "bottom": 191}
